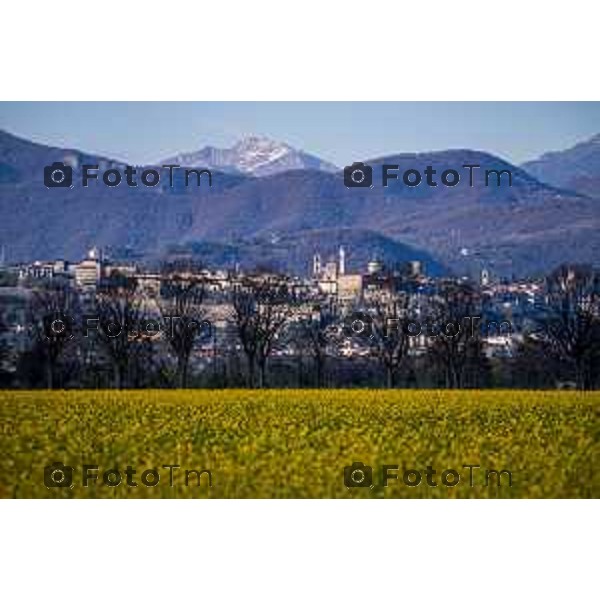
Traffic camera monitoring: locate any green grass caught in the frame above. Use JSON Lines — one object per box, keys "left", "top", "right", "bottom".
{"left": 1, "top": 389, "right": 598, "bottom": 498}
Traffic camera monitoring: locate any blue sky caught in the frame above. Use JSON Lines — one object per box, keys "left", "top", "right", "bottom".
{"left": 0, "top": 102, "right": 598, "bottom": 166}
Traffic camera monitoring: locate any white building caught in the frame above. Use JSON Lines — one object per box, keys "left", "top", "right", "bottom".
{"left": 74, "top": 248, "right": 101, "bottom": 290}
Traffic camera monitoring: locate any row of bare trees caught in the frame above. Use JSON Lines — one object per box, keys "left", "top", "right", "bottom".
{"left": 231, "top": 278, "right": 295, "bottom": 388}
{"left": 289, "top": 282, "right": 490, "bottom": 390}
{"left": 2, "top": 263, "right": 599, "bottom": 390}
{"left": 534, "top": 265, "right": 600, "bottom": 390}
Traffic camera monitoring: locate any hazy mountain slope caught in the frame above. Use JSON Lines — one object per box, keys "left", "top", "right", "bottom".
{"left": 0, "top": 129, "right": 246, "bottom": 261}
{"left": 184, "top": 150, "right": 597, "bottom": 276}
{"left": 521, "top": 133, "right": 600, "bottom": 197}
{"left": 0, "top": 129, "right": 597, "bottom": 278}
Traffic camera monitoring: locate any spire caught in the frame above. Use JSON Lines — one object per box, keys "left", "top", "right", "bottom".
{"left": 339, "top": 246, "right": 345, "bottom": 276}
{"left": 313, "top": 252, "right": 322, "bottom": 277}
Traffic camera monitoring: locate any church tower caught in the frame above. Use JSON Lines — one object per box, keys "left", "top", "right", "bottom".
{"left": 313, "top": 252, "right": 322, "bottom": 277}
{"left": 481, "top": 268, "right": 490, "bottom": 286}
{"left": 339, "top": 246, "right": 346, "bottom": 276}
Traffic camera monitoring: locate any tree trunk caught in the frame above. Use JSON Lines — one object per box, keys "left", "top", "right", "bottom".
{"left": 46, "top": 362, "right": 53, "bottom": 390}
{"left": 386, "top": 366, "right": 394, "bottom": 389}
{"left": 445, "top": 365, "right": 455, "bottom": 389}
{"left": 114, "top": 364, "right": 123, "bottom": 390}
{"left": 297, "top": 355, "right": 303, "bottom": 387}
{"left": 178, "top": 356, "right": 189, "bottom": 388}
{"left": 316, "top": 356, "right": 324, "bottom": 388}
{"left": 575, "top": 361, "right": 589, "bottom": 391}
{"left": 258, "top": 359, "right": 267, "bottom": 389}
{"left": 247, "top": 354, "right": 256, "bottom": 388}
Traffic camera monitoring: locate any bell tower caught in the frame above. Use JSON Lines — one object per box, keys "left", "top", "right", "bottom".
{"left": 313, "top": 252, "right": 322, "bottom": 277}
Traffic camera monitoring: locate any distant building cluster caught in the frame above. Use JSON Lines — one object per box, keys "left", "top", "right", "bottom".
{"left": 0, "top": 243, "right": 589, "bottom": 390}
{"left": 311, "top": 246, "right": 425, "bottom": 302}
{"left": 14, "top": 247, "right": 234, "bottom": 298}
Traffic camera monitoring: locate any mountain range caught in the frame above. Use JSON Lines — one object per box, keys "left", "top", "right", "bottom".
{"left": 0, "top": 129, "right": 598, "bottom": 278}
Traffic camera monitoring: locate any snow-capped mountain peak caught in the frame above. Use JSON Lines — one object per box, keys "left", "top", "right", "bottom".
{"left": 231, "top": 136, "right": 293, "bottom": 173}
{"left": 162, "top": 136, "right": 338, "bottom": 177}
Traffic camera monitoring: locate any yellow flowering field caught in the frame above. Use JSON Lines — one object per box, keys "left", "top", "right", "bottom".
{"left": 0, "top": 389, "right": 598, "bottom": 498}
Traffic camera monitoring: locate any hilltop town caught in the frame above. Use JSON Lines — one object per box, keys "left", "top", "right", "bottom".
{"left": 1, "top": 245, "right": 596, "bottom": 390}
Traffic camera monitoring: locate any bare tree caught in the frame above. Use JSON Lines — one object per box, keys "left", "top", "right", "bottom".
{"left": 534, "top": 265, "right": 600, "bottom": 390}
{"left": 366, "top": 295, "right": 413, "bottom": 388}
{"left": 0, "top": 302, "right": 13, "bottom": 387}
{"left": 231, "top": 276, "right": 295, "bottom": 388}
{"left": 94, "top": 273, "right": 146, "bottom": 389}
{"left": 425, "top": 281, "right": 486, "bottom": 389}
{"left": 27, "top": 281, "right": 79, "bottom": 389}
{"left": 295, "top": 301, "right": 338, "bottom": 387}
{"left": 158, "top": 260, "right": 209, "bottom": 388}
